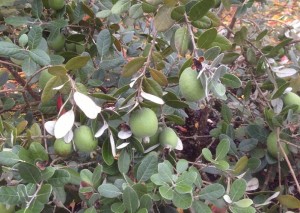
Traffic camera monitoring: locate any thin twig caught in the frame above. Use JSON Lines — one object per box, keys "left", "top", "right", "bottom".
{"left": 184, "top": 13, "right": 198, "bottom": 57}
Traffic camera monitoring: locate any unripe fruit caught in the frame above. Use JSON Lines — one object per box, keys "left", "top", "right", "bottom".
{"left": 48, "top": 33, "right": 65, "bottom": 51}
{"left": 18, "top": 34, "right": 28, "bottom": 47}
{"left": 66, "top": 43, "right": 76, "bottom": 52}
{"left": 283, "top": 92, "right": 300, "bottom": 113}
{"left": 267, "top": 132, "right": 290, "bottom": 159}
{"left": 54, "top": 138, "right": 73, "bottom": 157}
{"left": 74, "top": 125, "right": 97, "bottom": 152}
{"left": 0, "top": 203, "right": 15, "bottom": 213}
{"left": 39, "top": 70, "right": 54, "bottom": 89}
{"left": 48, "top": 0, "right": 65, "bottom": 10}
{"left": 159, "top": 127, "right": 178, "bottom": 149}
{"left": 129, "top": 108, "right": 158, "bottom": 138}
{"left": 179, "top": 68, "right": 205, "bottom": 101}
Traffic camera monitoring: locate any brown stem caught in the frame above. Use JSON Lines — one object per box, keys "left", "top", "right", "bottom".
{"left": 226, "top": 7, "right": 238, "bottom": 38}
{"left": 0, "top": 58, "right": 41, "bottom": 101}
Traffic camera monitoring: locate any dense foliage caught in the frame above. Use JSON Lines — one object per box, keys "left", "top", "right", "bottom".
{"left": 0, "top": 0, "right": 300, "bottom": 212}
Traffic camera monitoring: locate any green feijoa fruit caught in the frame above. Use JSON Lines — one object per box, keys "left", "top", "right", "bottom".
{"left": 267, "top": 132, "right": 290, "bottom": 159}
{"left": 48, "top": 33, "right": 65, "bottom": 51}
{"left": 54, "top": 138, "right": 73, "bottom": 157}
{"left": 129, "top": 108, "right": 158, "bottom": 138}
{"left": 283, "top": 92, "right": 300, "bottom": 113}
{"left": 48, "top": 0, "right": 65, "bottom": 10}
{"left": 179, "top": 67, "right": 205, "bottom": 101}
{"left": 159, "top": 127, "right": 178, "bottom": 149}
{"left": 74, "top": 125, "right": 98, "bottom": 152}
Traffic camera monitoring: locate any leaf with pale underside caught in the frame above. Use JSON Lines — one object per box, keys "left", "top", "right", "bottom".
{"left": 95, "top": 122, "right": 109, "bottom": 138}
{"left": 54, "top": 110, "right": 75, "bottom": 139}
{"left": 141, "top": 91, "right": 164, "bottom": 105}
{"left": 74, "top": 92, "right": 101, "bottom": 119}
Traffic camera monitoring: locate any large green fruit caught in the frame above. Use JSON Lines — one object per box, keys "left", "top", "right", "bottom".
{"left": 179, "top": 68, "right": 205, "bottom": 101}
{"left": 267, "top": 132, "right": 290, "bottom": 159}
{"left": 54, "top": 138, "right": 73, "bottom": 157}
{"left": 48, "top": 0, "right": 65, "bottom": 10}
{"left": 0, "top": 203, "right": 15, "bottom": 213}
{"left": 129, "top": 108, "right": 158, "bottom": 138}
{"left": 283, "top": 92, "right": 300, "bottom": 112}
{"left": 39, "top": 70, "right": 54, "bottom": 89}
{"left": 74, "top": 126, "right": 97, "bottom": 152}
{"left": 159, "top": 127, "right": 178, "bottom": 149}
{"left": 48, "top": 33, "right": 65, "bottom": 51}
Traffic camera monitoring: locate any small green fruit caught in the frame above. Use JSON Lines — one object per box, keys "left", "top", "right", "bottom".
{"left": 48, "top": 0, "right": 65, "bottom": 10}
{"left": 74, "top": 125, "right": 97, "bottom": 152}
{"left": 66, "top": 42, "right": 76, "bottom": 52}
{"left": 54, "top": 138, "right": 73, "bottom": 157}
{"left": 159, "top": 127, "right": 178, "bottom": 149}
{"left": 18, "top": 34, "right": 28, "bottom": 47}
{"left": 75, "top": 44, "right": 85, "bottom": 54}
{"left": 267, "top": 132, "right": 290, "bottom": 159}
{"left": 129, "top": 108, "right": 158, "bottom": 138}
{"left": 48, "top": 33, "right": 65, "bottom": 51}
{"left": 283, "top": 92, "right": 300, "bottom": 112}
{"left": 0, "top": 203, "right": 15, "bottom": 213}
{"left": 179, "top": 68, "right": 205, "bottom": 101}
{"left": 39, "top": 70, "right": 54, "bottom": 89}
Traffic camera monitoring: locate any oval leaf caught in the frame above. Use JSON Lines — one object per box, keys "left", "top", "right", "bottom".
{"left": 54, "top": 110, "right": 75, "bottom": 139}
{"left": 122, "top": 57, "right": 146, "bottom": 77}
{"left": 74, "top": 92, "right": 101, "bottom": 119}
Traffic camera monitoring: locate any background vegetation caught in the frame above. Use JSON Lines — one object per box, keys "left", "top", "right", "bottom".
{"left": 0, "top": 0, "right": 300, "bottom": 212}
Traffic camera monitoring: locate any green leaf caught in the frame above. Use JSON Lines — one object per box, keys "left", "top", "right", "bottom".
{"left": 215, "top": 138, "right": 230, "bottom": 160}
{"left": 158, "top": 161, "right": 173, "bottom": 183}
{"left": 221, "top": 104, "right": 232, "bottom": 124}
{"left": 207, "top": 34, "right": 232, "bottom": 51}
{"left": 199, "top": 183, "right": 225, "bottom": 200}
{"left": 140, "top": 194, "right": 152, "bottom": 210}
{"left": 122, "top": 187, "right": 140, "bottom": 213}
{"left": 28, "top": 142, "right": 49, "bottom": 162}
{"left": 98, "top": 183, "right": 122, "bottom": 198}
{"left": 102, "top": 138, "right": 115, "bottom": 166}
{"left": 215, "top": 160, "right": 230, "bottom": 170}
{"left": 229, "top": 179, "right": 247, "bottom": 202}
{"left": 268, "top": 38, "right": 293, "bottom": 57}
{"left": 28, "top": 26, "right": 42, "bottom": 49}
{"left": 174, "top": 27, "right": 189, "bottom": 56}
{"left": 233, "top": 156, "right": 248, "bottom": 174}
{"left": 36, "top": 184, "right": 52, "bottom": 204}
{"left": 97, "top": 29, "right": 111, "bottom": 58}
{"left": 41, "top": 75, "right": 69, "bottom": 103}
{"left": 149, "top": 68, "right": 168, "bottom": 87}
{"left": 277, "top": 195, "right": 300, "bottom": 209}
{"left": 122, "top": 57, "right": 146, "bottom": 77}
{"left": 246, "top": 48, "right": 256, "bottom": 65}
{"left": 0, "top": 41, "right": 21, "bottom": 56}
{"left": 189, "top": 166, "right": 202, "bottom": 188}
{"left": 41, "top": 167, "right": 55, "bottom": 181}
{"left": 137, "top": 152, "right": 158, "bottom": 182}
{"left": 221, "top": 73, "right": 242, "bottom": 88}
{"left": 31, "top": 0, "right": 43, "bottom": 18}
{"left": 271, "top": 82, "right": 290, "bottom": 100}
{"left": 92, "top": 165, "right": 103, "bottom": 188}
{"left": 0, "top": 151, "right": 20, "bottom": 166}
{"left": 256, "top": 29, "right": 268, "bottom": 41}
{"left": 222, "top": 52, "right": 240, "bottom": 64}
{"left": 202, "top": 148, "right": 213, "bottom": 162}
{"left": 189, "top": 0, "right": 215, "bottom": 21}
{"left": 18, "top": 162, "right": 42, "bottom": 183}
{"left": 246, "top": 124, "right": 268, "bottom": 142}
{"left": 192, "top": 201, "right": 212, "bottom": 213}
{"left": 159, "top": 185, "right": 174, "bottom": 200}
{"left": 22, "top": 57, "right": 38, "bottom": 76}
{"left": 175, "top": 171, "right": 197, "bottom": 194}
{"left": 171, "top": 5, "right": 185, "bottom": 21}
{"left": 0, "top": 186, "right": 20, "bottom": 205}
{"left": 142, "top": 78, "right": 163, "bottom": 97}
{"left": 204, "top": 46, "right": 221, "bottom": 61}
{"left": 80, "top": 169, "right": 93, "bottom": 186}
{"left": 229, "top": 206, "right": 256, "bottom": 213}
{"left": 85, "top": 207, "right": 97, "bottom": 213}
{"left": 4, "top": 16, "right": 29, "bottom": 27}
{"left": 118, "top": 149, "right": 130, "bottom": 174}
{"left": 172, "top": 191, "right": 193, "bottom": 209}
{"left": 238, "top": 139, "right": 258, "bottom": 152}
{"left": 197, "top": 28, "right": 217, "bottom": 49}
{"left": 176, "top": 159, "right": 188, "bottom": 174}
{"left": 234, "top": 198, "right": 253, "bottom": 208}
{"left": 129, "top": 3, "right": 143, "bottom": 19}
{"left": 96, "top": 10, "right": 112, "bottom": 18}
{"left": 111, "top": 202, "right": 126, "bottom": 213}
{"left": 48, "top": 65, "right": 68, "bottom": 76}
{"left": 165, "top": 115, "right": 185, "bottom": 125}
{"left": 47, "top": 169, "right": 71, "bottom": 187}
{"left": 65, "top": 56, "right": 90, "bottom": 70}
{"left": 154, "top": 6, "right": 175, "bottom": 32}
{"left": 111, "top": 0, "right": 131, "bottom": 14}
{"left": 29, "top": 49, "right": 50, "bottom": 66}
{"left": 0, "top": 70, "right": 9, "bottom": 87}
